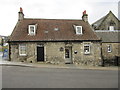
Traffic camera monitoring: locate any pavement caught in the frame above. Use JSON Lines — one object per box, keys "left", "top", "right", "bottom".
{"left": 0, "top": 60, "right": 118, "bottom": 71}
{"left": 0, "top": 52, "right": 118, "bottom": 71}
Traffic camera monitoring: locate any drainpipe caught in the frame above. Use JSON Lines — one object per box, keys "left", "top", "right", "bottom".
{"left": 101, "top": 41, "right": 104, "bottom": 67}
{"left": 8, "top": 42, "right": 11, "bottom": 61}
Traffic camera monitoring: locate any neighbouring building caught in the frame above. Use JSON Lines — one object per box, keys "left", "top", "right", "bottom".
{"left": 118, "top": 1, "right": 120, "bottom": 20}
{"left": 0, "top": 36, "right": 2, "bottom": 45}
{"left": 8, "top": 8, "right": 102, "bottom": 66}
{"left": 95, "top": 31, "right": 120, "bottom": 62}
{"left": 92, "top": 11, "right": 120, "bottom": 66}
{"left": 92, "top": 11, "right": 120, "bottom": 30}
{"left": 0, "top": 36, "right": 2, "bottom": 52}
{"left": 0, "top": 35, "right": 8, "bottom": 45}
{"left": 0, "top": 35, "right": 8, "bottom": 52}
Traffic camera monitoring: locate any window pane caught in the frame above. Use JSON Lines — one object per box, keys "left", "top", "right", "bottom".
{"left": 31, "top": 30, "right": 34, "bottom": 33}
{"left": 84, "top": 45, "right": 90, "bottom": 54}
{"left": 109, "top": 26, "right": 114, "bottom": 30}
{"left": 108, "top": 45, "right": 112, "bottom": 52}
{"left": 77, "top": 28, "right": 81, "bottom": 33}
{"left": 29, "top": 25, "right": 36, "bottom": 35}
{"left": 65, "top": 49, "right": 69, "bottom": 58}
{"left": 77, "top": 27, "right": 81, "bottom": 30}
{"left": 30, "top": 27, "right": 34, "bottom": 31}
{"left": 76, "top": 26, "right": 82, "bottom": 34}
{"left": 19, "top": 44, "right": 26, "bottom": 55}
{"left": 30, "top": 27, "right": 34, "bottom": 33}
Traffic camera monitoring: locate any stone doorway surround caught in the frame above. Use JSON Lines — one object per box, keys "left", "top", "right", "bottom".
{"left": 65, "top": 46, "right": 72, "bottom": 64}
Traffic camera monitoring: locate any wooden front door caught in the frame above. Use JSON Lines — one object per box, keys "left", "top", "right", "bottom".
{"left": 37, "top": 46, "right": 44, "bottom": 62}
{"left": 65, "top": 47, "right": 72, "bottom": 64}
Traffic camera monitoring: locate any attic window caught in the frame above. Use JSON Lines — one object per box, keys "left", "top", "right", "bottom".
{"left": 54, "top": 28, "right": 59, "bottom": 31}
{"left": 109, "top": 20, "right": 115, "bottom": 31}
{"left": 28, "top": 25, "right": 36, "bottom": 35}
{"left": 75, "top": 26, "right": 82, "bottom": 35}
{"left": 109, "top": 26, "right": 114, "bottom": 31}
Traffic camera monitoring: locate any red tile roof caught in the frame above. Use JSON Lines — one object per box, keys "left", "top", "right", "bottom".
{"left": 9, "top": 18, "right": 100, "bottom": 42}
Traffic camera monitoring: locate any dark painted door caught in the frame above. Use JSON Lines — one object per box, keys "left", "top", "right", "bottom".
{"left": 37, "top": 46, "right": 44, "bottom": 62}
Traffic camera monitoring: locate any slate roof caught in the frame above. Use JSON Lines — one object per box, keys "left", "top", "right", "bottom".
{"left": 92, "top": 16, "right": 106, "bottom": 29}
{"left": 9, "top": 18, "right": 100, "bottom": 42}
{"left": 95, "top": 30, "right": 120, "bottom": 42}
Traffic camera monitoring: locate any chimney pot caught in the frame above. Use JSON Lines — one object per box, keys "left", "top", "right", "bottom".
{"left": 83, "top": 10, "right": 86, "bottom": 15}
{"left": 82, "top": 10, "right": 88, "bottom": 22}
{"left": 20, "top": 7, "right": 23, "bottom": 12}
{"left": 18, "top": 7, "right": 24, "bottom": 21}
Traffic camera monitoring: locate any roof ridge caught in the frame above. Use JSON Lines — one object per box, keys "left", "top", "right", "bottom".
{"left": 24, "top": 18, "right": 83, "bottom": 21}
{"left": 92, "top": 15, "right": 106, "bottom": 25}
{"left": 95, "top": 30, "right": 120, "bottom": 32}
{"left": 108, "top": 11, "right": 120, "bottom": 22}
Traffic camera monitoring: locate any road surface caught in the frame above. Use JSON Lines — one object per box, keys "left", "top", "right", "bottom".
{"left": 0, "top": 52, "right": 2, "bottom": 89}
{"left": 2, "top": 65, "right": 118, "bottom": 88}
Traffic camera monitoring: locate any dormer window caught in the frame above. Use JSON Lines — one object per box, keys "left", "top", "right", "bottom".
{"left": 75, "top": 26, "right": 82, "bottom": 35}
{"left": 28, "top": 25, "right": 36, "bottom": 35}
{"left": 54, "top": 28, "right": 59, "bottom": 31}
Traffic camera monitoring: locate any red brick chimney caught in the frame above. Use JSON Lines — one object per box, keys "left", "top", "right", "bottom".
{"left": 18, "top": 7, "right": 24, "bottom": 21}
{"left": 82, "top": 10, "right": 88, "bottom": 22}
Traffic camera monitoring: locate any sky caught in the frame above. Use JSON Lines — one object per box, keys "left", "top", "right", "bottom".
{"left": 0, "top": 0, "right": 119, "bottom": 36}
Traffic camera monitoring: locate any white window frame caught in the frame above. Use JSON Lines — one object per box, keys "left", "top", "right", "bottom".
{"left": 19, "top": 44, "right": 27, "bottom": 56}
{"left": 107, "top": 45, "right": 112, "bottom": 52}
{"left": 109, "top": 26, "right": 114, "bottom": 31}
{"left": 84, "top": 44, "right": 90, "bottom": 54}
{"left": 75, "top": 26, "right": 82, "bottom": 35}
{"left": 28, "top": 25, "right": 36, "bottom": 35}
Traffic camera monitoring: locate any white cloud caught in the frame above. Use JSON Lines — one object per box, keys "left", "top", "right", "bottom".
{"left": 0, "top": 0, "right": 119, "bottom": 36}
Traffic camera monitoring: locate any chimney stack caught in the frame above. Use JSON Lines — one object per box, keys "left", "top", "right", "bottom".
{"left": 18, "top": 7, "right": 24, "bottom": 21}
{"left": 82, "top": 10, "right": 88, "bottom": 22}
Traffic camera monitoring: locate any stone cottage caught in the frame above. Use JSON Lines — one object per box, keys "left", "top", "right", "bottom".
{"left": 92, "top": 11, "right": 120, "bottom": 65}
{"left": 8, "top": 8, "right": 102, "bottom": 66}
